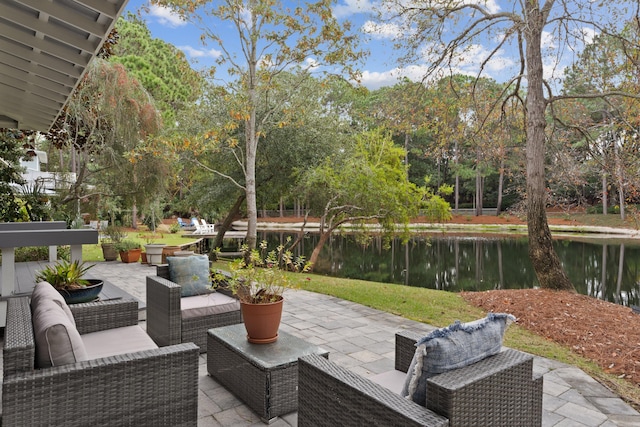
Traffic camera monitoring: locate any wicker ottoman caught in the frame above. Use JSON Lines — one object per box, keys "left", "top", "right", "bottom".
{"left": 207, "top": 324, "right": 329, "bottom": 422}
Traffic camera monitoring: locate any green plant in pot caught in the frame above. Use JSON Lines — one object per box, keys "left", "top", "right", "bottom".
{"left": 115, "top": 240, "right": 142, "bottom": 263}
{"left": 225, "top": 239, "right": 310, "bottom": 344}
{"left": 35, "top": 260, "right": 103, "bottom": 304}
{"left": 101, "top": 225, "right": 126, "bottom": 261}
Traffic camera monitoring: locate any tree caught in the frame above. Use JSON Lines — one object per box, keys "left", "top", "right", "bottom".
{"left": 154, "top": 0, "right": 364, "bottom": 251}
{"left": 46, "top": 59, "right": 164, "bottom": 227}
{"left": 298, "top": 128, "right": 451, "bottom": 268}
{"left": 376, "top": 0, "right": 640, "bottom": 291}
{"left": 111, "top": 13, "right": 202, "bottom": 126}
{"left": 0, "top": 130, "right": 27, "bottom": 221}
{"left": 155, "top": 72, "right": 357, "bottom": 248}
{"left": 559, "top": 28, "right": 640, "bottom": 219}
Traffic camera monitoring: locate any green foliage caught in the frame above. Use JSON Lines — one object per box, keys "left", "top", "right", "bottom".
{"left": 300, "top": 128, "right": 449, "bottom": 232}
{"left": 111, "top": 13, "right": 202, "bottom": 126}
{"left": 154, "top": 0, "right": 365, "bottom": 250}
{"left": 102, "top": 225, "right": 127, "bottom": 243}
{"left": 115, "top": 240, "right": 142, "bottom": 252}
{"left": 0, "top": 130, "right": 28, "bottom": 222}
{"left": 34, "top": 260, "right": 94, "bottom": 290}
{"left": 225, "top": 239, "right": 310, "bottom": 304}
{"left": 14, "top": 246, "right": 70, "bottom": 262}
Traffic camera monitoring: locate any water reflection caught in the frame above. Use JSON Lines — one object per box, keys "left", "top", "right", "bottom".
{"left": 257, "top": 232, "right": 640, "bottom": 307}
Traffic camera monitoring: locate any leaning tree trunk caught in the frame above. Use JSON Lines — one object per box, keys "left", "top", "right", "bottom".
{"left": 308, "top": 228, "right": 332, "bottom": 271}
{"left": 213, "top": 193, "right": 246, "bottom": 249}
{"left": 524, "top": 4, "right": 574, "bottom": 291}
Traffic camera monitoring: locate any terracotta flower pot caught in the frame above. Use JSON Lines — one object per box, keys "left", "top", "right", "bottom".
{"left": 240, "top": 297, "right": 284, "bottom": 344}
{"left": 119, "top": 248, "right": 141, "bottom": 263}
{"left": 161, "top": 245, "right": 181, "bottom": 264}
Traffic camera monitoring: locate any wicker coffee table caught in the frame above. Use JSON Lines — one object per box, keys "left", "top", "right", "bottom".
{"left": 207, "top": 324, "right": 329, "bottom": 423}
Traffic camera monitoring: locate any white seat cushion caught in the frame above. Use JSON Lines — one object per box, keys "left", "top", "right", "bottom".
{"left": 82, "top": 325, "right": 158, "bottom": 360}
{"left": 180, "top": 293, "right": 240, "bottom": 319}
{"left": 370, "top": 369, "right": 406, "bottom": 395}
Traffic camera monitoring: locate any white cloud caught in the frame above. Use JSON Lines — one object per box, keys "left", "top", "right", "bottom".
{"left": 148, "top": 5, "right": 187, "bottom": 28}
{"left": 179, "top": 45, "right": 222, "bottom": 60}
{"left": 305, "top": 57, "right": 321, "bottom": 70}
{"left": 333, "top": 0, "right": 374, "bottom": 19}
{"left": 541, "top": 31, "right": 556, "bottom": 50}
{"left": 576, "top": 27, "right": 597, "bottom": 45}
{"left": 477, "top": 0, "right": 500, "bottom": 14}
{"left": 359, "top": 65, "right": 432, "bottom": 90}
{"left": 362, "top": 20, "right": 406, "bottom": 40}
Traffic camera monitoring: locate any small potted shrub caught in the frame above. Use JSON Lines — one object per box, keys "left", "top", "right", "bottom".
{"left": 115, "top": 240, "right": 142, "bottom": 263}
{"left": 101, "top": 225, "right": 126, "bottom": 261}
{"left": 225, "top": 239, "right": 310, "bottom": 344}
{"left": 35, "top": 260, "right": 103, "bottom": 304}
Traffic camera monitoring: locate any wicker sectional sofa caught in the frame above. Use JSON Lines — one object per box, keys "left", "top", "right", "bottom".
{"left": 298, "top": 330, "right": 543, "bottom": 426}
{"left": 2, "top": 295, "right": 199, "bottom": 426}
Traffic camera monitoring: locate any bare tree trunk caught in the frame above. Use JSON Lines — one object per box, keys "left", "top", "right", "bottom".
{"left": 475, "top": 172, "right": 484, "bottom": 216}
{"left": 454, "top": 140, "right": 459, "bottom": 213}
{"left": 455, "top": 173, "right": 460, "bottom": 213}
{"left": 404, "top": 133, "right": 409, "bottom": 176}
{"left": 602, "top": 174, "right": 607, "bottom": 215}
{"left": 601, "top": 244, "right": 607, "bottom": 300}
{"left": 524, "top": 4, "right": 574, "bottom": 291}
{"left": 497, "top": 157, "right": 504, "bottom": 215}
{"left": 618, "top": 186, "right": 625, "bottom": 221}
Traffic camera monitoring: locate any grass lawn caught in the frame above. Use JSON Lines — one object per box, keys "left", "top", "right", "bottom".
{"left": 82, "top": 231, "right": 201, "bottom": 262}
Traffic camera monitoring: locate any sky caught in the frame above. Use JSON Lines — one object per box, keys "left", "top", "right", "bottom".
{"left": 122, "top": 1, "right": 607, "bottom": 91}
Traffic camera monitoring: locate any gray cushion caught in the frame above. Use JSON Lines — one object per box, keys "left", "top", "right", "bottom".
{"left": 32, "top": 298, "right": 88, "bottom": 368}
{"left": 31, "top": 281, "right": 75, "bottom": 326}
{"left": 167, "top": 255, "right": 212, "bottom": 297}
{"left": 82, "top": 325, "right": 158, "bottom": 359}
{"left": 180, "top": 293, "right": 240, "bottom": 319}
{"left": 401, "top": 313, "right": 515, "bottom": 406}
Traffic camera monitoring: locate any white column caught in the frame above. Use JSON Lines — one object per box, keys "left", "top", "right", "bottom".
{"left": 1, "top": 247, "right": 16, "bottom": 296}
{"left": 70, "top": 244, "right": 83, "bottom": 263}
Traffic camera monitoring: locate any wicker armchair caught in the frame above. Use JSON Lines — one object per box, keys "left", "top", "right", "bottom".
{"left": 146, "top": 265, "right": 242, "bottom": 352}
{"left": 2, "top": 296, "right": 199, "bottom": 426}
{"left": 298, "top": 330, "right": 543, "bottom": 427}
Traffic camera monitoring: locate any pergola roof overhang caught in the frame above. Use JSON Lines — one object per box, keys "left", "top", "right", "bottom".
{"left": 0, "top": 0, "right": 129, "bottom": 132}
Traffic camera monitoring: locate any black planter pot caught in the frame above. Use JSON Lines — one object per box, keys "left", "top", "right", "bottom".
{"left": 57, "top": 279, "right": 103, "bottom": 304}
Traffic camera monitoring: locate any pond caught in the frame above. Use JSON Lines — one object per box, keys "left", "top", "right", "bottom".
{"left": 255, "top": 231, "right": 640, "bottom": 307}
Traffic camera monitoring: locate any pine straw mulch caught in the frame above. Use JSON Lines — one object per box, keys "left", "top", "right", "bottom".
{"left": 461, "top": 289, "right": 640, "bottom": 400}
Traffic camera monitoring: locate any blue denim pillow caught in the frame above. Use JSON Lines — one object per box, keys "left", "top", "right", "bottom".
{"left": 401, "top": 313, "right": 515, "bottom": 406}
{"left": 167, "top": 255, "right": 212, "bottom": 297}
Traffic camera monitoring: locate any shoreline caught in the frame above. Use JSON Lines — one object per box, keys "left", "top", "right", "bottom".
{"left": 230, "top": 219, "right": 640, "bottom": 240}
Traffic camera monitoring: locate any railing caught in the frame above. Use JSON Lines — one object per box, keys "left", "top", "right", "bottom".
{"left": 0, "top": 222, "right": 98, "bottom": 297}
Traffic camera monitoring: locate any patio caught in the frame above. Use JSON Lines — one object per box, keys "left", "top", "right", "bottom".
{"left": 4, "top": 260, "right": 640, "bottom": 426}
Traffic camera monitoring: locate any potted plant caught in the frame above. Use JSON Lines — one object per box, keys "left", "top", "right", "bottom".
{"left": 101, "top": 225, "right": 126, "bottom": 261}
{"left": 35, "top": 259, "right": 103, "bottom": 304}
{"left": 138, "top": 232, "right": 166, "bottom": 265}
{"left": 115, "top": 240, "right": 142, "bottom": 263}
{"left": 225, "top": 239, "right": 310, "bottom": 344}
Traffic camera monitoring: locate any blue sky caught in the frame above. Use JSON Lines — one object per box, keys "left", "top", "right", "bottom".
{"left": 123, "top": 1, "right": 603, "bottom": 91}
